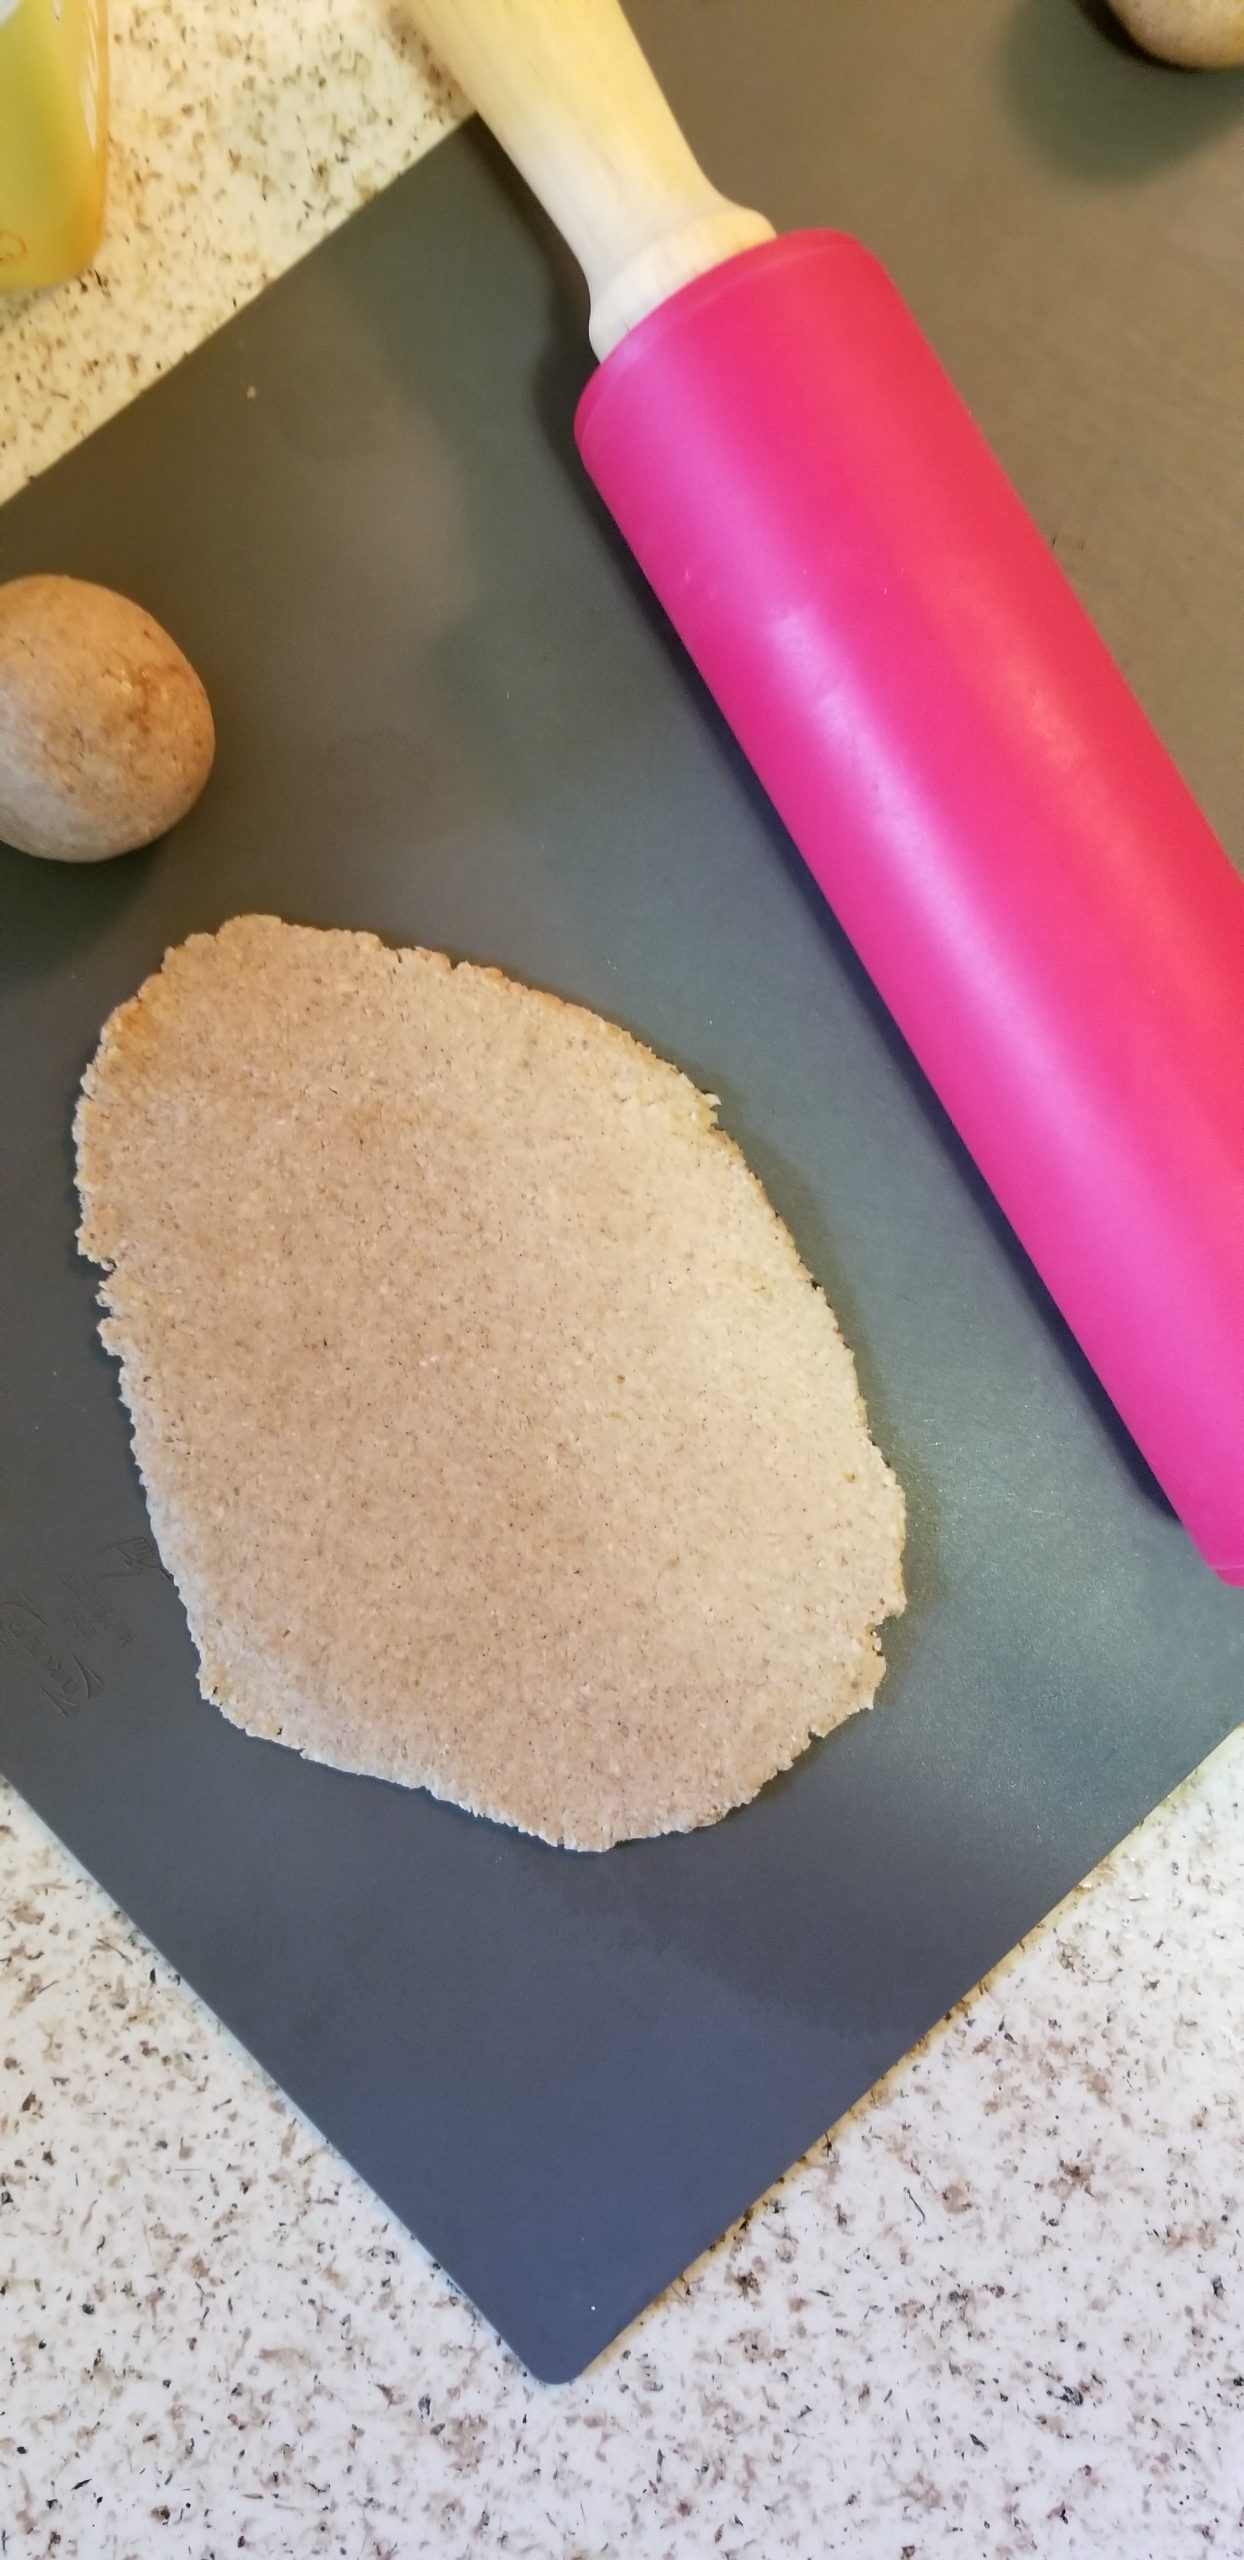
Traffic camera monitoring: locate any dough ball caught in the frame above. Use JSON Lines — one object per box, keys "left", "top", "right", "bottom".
{"left": 1108, "top": 0, "right": 1244, "bottom": 66}
{"left": 0, "top": 575, "right": 214, "bottom": 863}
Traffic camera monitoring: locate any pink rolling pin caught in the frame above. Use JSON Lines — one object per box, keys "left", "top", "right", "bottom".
{"left": 411, "top": 0, "right": 1244, "bottom": 1583}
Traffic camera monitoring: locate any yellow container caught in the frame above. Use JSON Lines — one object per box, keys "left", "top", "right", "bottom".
{"left": 0, "top": 0, "right": 109, "bottom": 290}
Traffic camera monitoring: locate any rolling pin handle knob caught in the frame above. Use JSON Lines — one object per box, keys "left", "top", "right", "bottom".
{"left": 407, "top": 0, "right": 774, "bottom": 353}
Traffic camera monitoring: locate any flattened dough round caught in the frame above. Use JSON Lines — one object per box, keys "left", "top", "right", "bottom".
{"left": 75, "top": 915, "right": 905, "bottom": 1849}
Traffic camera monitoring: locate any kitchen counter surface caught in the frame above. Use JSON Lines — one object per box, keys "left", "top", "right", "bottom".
{"left": 0, "top": 0, "right": 461, "bottom": 505}
{"left": 2, "top": 7, "right": 1242, "bottom": 2554}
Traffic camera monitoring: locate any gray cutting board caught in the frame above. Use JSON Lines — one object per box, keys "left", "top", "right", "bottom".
{"left": 1, "top": 2, "right": 1241, "bottom": 2381}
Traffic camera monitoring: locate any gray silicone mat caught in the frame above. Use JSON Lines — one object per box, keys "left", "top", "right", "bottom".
{"left": 1, "top": 3, "right": 1241, "bottom": 2381}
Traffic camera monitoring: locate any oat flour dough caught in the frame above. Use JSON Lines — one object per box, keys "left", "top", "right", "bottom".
{"left": 74, "top": 915, "right": 905, "bottom": 1849}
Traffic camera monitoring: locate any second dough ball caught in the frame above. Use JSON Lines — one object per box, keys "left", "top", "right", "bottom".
{"left": 1108, "top": 0, "right": 1244, "bottom": 66}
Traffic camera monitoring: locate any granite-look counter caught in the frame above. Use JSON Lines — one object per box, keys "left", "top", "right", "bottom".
{"left": 2, "top": 6, "right": 1242, "bottom": 2552}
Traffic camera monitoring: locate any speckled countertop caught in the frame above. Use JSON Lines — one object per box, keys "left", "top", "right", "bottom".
{"left": 0, "top": 0, "right": 462, "bottom": 504}
{"left": 2, "top": 9, "right": 1244, "bottom": 2557}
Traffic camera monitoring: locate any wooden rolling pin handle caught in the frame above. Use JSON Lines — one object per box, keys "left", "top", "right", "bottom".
{"left": 407, "top": 0, "right": 774, "bottom": 354}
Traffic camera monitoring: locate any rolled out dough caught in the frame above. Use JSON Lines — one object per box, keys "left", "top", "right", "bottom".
{"left": 75, "top": 915, "right": 905, "bottom": 1849}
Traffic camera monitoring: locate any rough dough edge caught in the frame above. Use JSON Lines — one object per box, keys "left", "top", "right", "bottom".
{"left": 73, "top": 915, "right": 907, "bottom": 1852}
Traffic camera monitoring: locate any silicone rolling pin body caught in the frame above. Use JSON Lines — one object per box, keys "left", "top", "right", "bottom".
{"left": 411, "top": 0, "right": 1244, "bottom": 1582}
